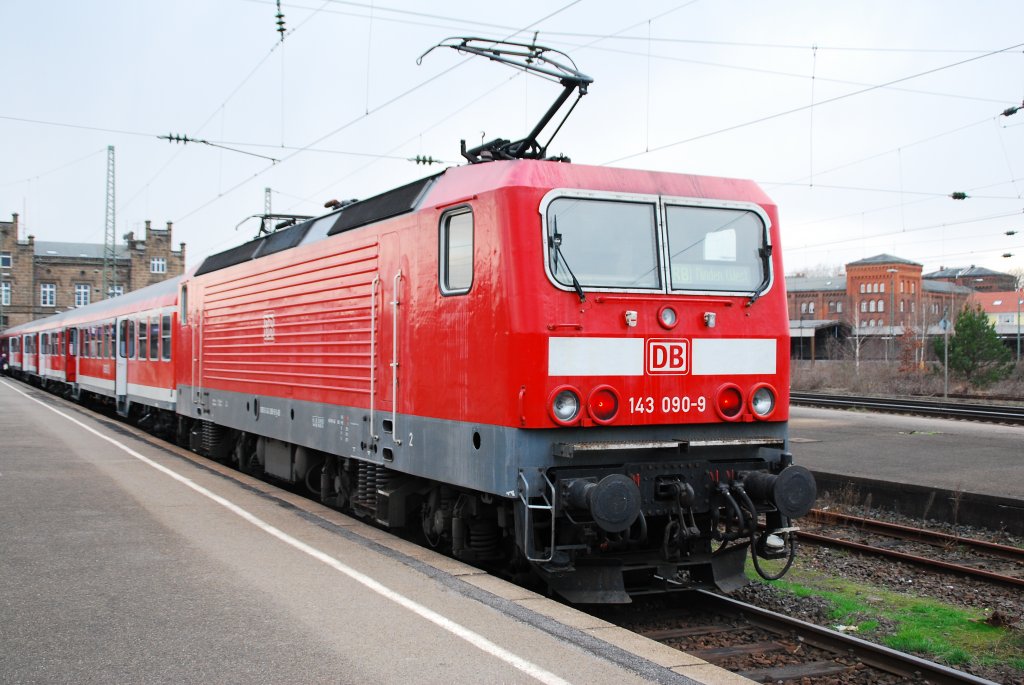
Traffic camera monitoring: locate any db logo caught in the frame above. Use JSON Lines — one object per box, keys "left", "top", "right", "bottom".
{"left": 647, "top": 339, "right": 689, "bottom": 375}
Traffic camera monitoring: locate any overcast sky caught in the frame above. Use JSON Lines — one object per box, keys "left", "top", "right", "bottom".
{"left": 2, "top": 1, "right": 1022, "bottom": 279}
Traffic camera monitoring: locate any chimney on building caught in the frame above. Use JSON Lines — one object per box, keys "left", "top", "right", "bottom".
{"left": 166, "top": 221, "right": 173, "bottom": 232}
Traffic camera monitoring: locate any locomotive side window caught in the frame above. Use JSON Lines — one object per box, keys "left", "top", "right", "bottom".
{"left": 439, "top": 208, "right": 473, "bottom": 295}
{"left": 546, "top": 198, "right": 660, "bottom": 289}
{"left": 665, "top": 205, "right": 767, "bottom": 293}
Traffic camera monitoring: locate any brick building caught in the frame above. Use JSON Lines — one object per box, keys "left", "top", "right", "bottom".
{"left": 787, "top": 254, "right": 975, "bottom": 360}
{"left": 0, "top": 213, "right": 185, "bottom": 329}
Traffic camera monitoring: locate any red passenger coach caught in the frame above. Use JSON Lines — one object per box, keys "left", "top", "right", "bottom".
{"left": 2, "top": 277, "right": 181, "bottom": 429}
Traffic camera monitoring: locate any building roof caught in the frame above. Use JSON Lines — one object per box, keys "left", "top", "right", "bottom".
{"left": 34, "top": 241, "right": 129, "bottom": 259}
{"left": 969, "top": 290, "right": 1024, "bottom": 314}
{"left": 922, "top": 280, "right": 974, "bottom": 295}
{"left": 922, "top": 265, "right": 1011, "bottom": 279}
{"left": 785, "top": 275, "right": 846, "bottom": 292}
{"left": 846, "top": 253, "right": 922, "bottom": 267}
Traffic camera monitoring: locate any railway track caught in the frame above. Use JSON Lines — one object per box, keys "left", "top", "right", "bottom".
{"left": 800, "top": 509, "right": 1024, "bottom": 589}
{"left": 790, "top": 392, "right": 1024, "bottom": 424}
{"left": 600, "top": 591, "right": 998, "bottom": 684}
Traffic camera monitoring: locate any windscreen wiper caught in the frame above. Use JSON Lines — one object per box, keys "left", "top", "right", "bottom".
{"left": 550, "top": 218, "right": 586, "bottom": 303}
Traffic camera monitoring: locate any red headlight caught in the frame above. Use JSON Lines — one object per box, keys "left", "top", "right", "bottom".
{"left": 715, "top": 384, "right": 743, "bottom": 420}
{"left": 587, "top": 386, "right": 619, "bottom": 424}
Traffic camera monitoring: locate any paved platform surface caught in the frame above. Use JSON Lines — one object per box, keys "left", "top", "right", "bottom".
{"left": 790, "top": 405, "right": 1023, "bottom": 500}
{"left": 0, "top": 378, "right": 752, "bottom": 685}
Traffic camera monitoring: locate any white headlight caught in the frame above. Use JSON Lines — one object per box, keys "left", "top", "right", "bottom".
{"left": 751, "top": 386, "right": 775, "bottom": 417}
{"left": 659, "top": 306, "right": 678, "bottom": 328}
{"left": 552, "top": 389, "right": 581, "bottom": 423}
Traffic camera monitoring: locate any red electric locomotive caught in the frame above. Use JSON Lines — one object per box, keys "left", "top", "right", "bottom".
{"left": 1, "top": 39, "right": 815, "bottom": 602}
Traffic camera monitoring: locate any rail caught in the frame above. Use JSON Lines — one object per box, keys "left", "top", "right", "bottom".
{"left": 694, "top": 591, "right": 1000, "bottom": 684}
{"left": 801, "top": 509, "right": 1024, "bottom": 589}
{"left": 790, "top": 392, "right": 1024, "bottom": 424}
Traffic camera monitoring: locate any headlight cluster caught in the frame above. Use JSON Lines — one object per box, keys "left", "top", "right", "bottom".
{"left": 548, "top": 383, "right": 779, "bottom": 425}
{"left": 714, "top": 382, "right": 778, "bottom": 421}
{"left": 548, "top": 385, "right": 621, "bottom": 426}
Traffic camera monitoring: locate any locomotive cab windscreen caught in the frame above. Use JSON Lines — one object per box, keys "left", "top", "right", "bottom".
{"left": 543, "top": 193, "right": 772, "bottom": 298}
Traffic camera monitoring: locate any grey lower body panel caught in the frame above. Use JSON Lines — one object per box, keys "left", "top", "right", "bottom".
{"left": 178, "top": 385, "right": 789, "bottom": 497}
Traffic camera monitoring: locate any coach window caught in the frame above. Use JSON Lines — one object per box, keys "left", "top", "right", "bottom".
{"left": 439, "top": 208, "right": 473, "bottom": 295}
{"left": 666, "top": 205, "right": 767, "bottom": 293}
{"left": 126, "top": 319, "right": 135, "bottom": 359}
{"left": 42, "top": 333, "right": 49, "bottom": 355}
{"left": 149, "top": 318, "right": 160, "bottom": 360}
{"left": 180, "top": 285, "right": 188, "bottom": 324}
{"left": 546, "top": 198, "right": 659, "bottom": 289}
{"left": 138, "top": 318, "right": 148, "bottom": 360}
{"left": 118, "top": 321, "right": 128, "bottom": 358}
{"left": 161, "top": 315, "right": 172, "bottom": 361}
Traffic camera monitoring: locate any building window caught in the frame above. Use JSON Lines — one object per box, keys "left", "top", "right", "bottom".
{"left": 910, "top": 301, "right": 915, "bottom": 313}
{"left": 808, "top": 302, "right": 815, "bottom": 314}
{"left": 911, "top": 283, "right": 916, "bottom": 294}
{"left": 899, "top": 301, "right": 904, "bottom": 313}
{"left": 880, "top": 283, "right": 885, "bottom": 293}
{"left": 837, "top": 302, "right": 843, "bottom": 313}
{"left": 0, "top": 252, "right": 10, "bottom": 268}
{"left": 1, "top": 281, "right": 9, "bottom": 307}
{"left": 75, "top": 284, "right": 90, "bottom": 307}
{"left": 800, "top": 302, "right": 807, "bottom": 314}
{"left": 111, "top": 285, "right": 124, "bottom": 297}
{"left": 859, "top": 283, "right": 865, "bottom": 294}
{"left": 877, "top": 300, "right": 884, "bottom": 313}
{"left": 860, "top": 300, "right": 867, "bottom": 313}
{"left": 41, "top": 283, "right": 56, "bottom": 307}
{"left": 869, "top": 300, "right": 876, "bottom": 313}
{"left": 151, "top": 257, "right": 167, "bottom": 274}
{"left": 828, "top": 301, "right": 836, "bottom": 313}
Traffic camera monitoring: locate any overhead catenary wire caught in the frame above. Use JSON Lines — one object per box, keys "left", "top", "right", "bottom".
{"left": 604, "top": 41, "right": 1024, "bottom": 166}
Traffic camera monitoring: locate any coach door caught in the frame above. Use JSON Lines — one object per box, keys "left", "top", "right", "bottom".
{"left": 115, "top": 318, "right": 128, "bottom": 411}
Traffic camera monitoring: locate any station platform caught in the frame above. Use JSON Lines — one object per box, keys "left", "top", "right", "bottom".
{"left": 790, "top": 405, "right": 1024, "bottom": 532}
{"left": 790, "top": 405, "right": 1023, "bottom": 499}
{"left": 0, "top": 378, "right": 752, "bottom": 685}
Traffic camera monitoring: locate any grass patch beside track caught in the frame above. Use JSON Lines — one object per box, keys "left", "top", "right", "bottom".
{"left": 746, "top": 561, "right": 1024, "bottom": 673}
